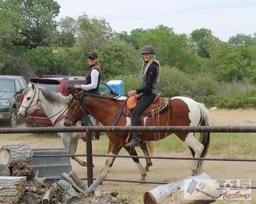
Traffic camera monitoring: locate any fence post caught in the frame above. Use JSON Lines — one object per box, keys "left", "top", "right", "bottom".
{"left": 86, "top": 130, "right": 93, "bottom": 187}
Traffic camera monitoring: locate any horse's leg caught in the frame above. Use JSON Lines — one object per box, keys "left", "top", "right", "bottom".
{"left": 139, "top": 142, "right": 153, "bottom": 172}
{"left": 123, "top": 146, "right": 147, "bottom": 181}
{"left": 109, "top": 145, "right": 122, "bottom": 168}
{"left": 61, "top": 132, "right": 87, "bottom": 166}
{"left": 109, "top": 145, "right": 148, "bottom": 180}
{"left": 185, "top": 133, "right": 204, "bottom": 175}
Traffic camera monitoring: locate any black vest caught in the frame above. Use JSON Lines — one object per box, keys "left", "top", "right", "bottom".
{"left": 85, "top": 67, "right": 101, "bottom": 93}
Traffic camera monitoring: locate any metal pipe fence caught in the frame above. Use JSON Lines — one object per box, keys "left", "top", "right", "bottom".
{"left": 1, "top": 126, "right": 256, "bottom": 187}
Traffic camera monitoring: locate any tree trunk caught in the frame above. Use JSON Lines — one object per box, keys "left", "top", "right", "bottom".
{"left": 42, "top": 186, "right": 55, "bottom": 204}
{"left": 57, "top": 180, "right": 80, "bottom": 202}
{"left": 0, "top": 164, "right": 10, "bottom": 176}
{"left": 0, "top": 144, "right": 32, "bottom": 166}
{"left": 144, "top": 173, "right": 219, "bottom": 204}
{"left": 0, "top": 176, "right": 26, "bottom": 203}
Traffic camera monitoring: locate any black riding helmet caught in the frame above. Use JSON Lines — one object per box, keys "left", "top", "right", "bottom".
{"left": 140, "top": 45, "right": 156, "bottom": 55}
{"left": 88, "top": 51, "right": 97, "bottom": 59}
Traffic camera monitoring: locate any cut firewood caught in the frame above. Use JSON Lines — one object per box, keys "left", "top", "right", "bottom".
{"left": 10, "top": 161, "right": 34, "bottom": 180}
{"left": 42, "top": 185, "right": 55, "bottom": 204}
{"left": 86, "top": 176, "right": 104, "bottom": 194}
{"left": 68, "top": 170, "right": 85, "bottom": 190}
{"left": 62, "top": 172, "right": 85, "bottom": 193}
{"left": 0, "top": 176, "right": 26, "bottom": 203}
{"left": 57, "top": 180, "right": 80, "bottom": 202}
{"left": 0, "top": 144, "right": 32, "bottom": 166}
{"left": 0, "top": 164, "right": 10, "bottom": 176}
{"left": 144, "top": 173, "right": 219, "bottom": 204}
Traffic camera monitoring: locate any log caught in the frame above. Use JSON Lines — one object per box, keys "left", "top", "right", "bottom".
{"left": 62, "top": 172, "right": 85, "bottom": 193}
{"left": 42, "top": 186, "right": 55, "bottom": 204}
{"left": 0, "top": 164, "right": 10, "bottom": 176}
{"left": 0, "top": 144, "right": 32, "bottom": 166}
{"left": 68, "top": 170, "right": 85, "bottom": 190}
{"left": 144, "top": 173, "right": 220, "bottom": 204}
{"left": 0, "top": 176, "right": 26, "bottom": 203}
{"left": 11, "top": 161, "right": 34, "bottom": 179}
{"left": 57, "top": 180, "right": 80, "bottom": 202}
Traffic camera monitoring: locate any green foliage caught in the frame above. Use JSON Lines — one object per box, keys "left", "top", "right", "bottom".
{"left": 158, "top": 65, "right": 193, "bottom": 97}
{"left": 137, "top": 25, "right": 202, "bottom": 73}
{"left": 1, "top": 0, "right": 60, "bottom": 48}
{"left": 191, "top": 28, "right": 214, "bottom": 58}
{"left": 228, "top": 34, "right": 256, "bottom": 47}
{"left": 0, "top": 9, "right": 26, "bottom": 45}
{"left": 98, "top": 40, "right": 141, "bottom": 80}
{"left": 2, "top": 6, "right": 256, "bottom": 109}
{"left": 76, "top": 15, "right": 113, "bottom": 51}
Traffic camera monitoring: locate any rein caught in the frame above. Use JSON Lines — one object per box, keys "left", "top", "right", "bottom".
{"left": 20, "top": 87, "right": 40, "bottom": 116}
{"left": 22, "top": 87, "right": 72, "bottom": 125}
{"left": 70, "top": 92, "right": 126, "bottom": 126}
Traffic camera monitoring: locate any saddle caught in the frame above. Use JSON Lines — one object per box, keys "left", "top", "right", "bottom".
{"left": 143, "top": 95, "right": 169, "bottom": 117}
{"left": 127, "top": 95, "right": 169, "bottom": 117}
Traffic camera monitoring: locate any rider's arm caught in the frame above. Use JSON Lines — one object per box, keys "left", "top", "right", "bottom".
{"left": 80, "top": 69, "right": 99, "bottom": 90}
{"left": 136, "top": 65, "right": 157, "bottom": 94}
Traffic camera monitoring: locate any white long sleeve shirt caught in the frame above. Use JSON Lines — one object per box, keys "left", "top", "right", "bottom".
{"left": 81, "top": 69, "right": 100, "bottom": 90}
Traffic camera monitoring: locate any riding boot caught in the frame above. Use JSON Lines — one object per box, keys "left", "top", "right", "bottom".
{"left": 125, "top": 132, "right": 142, "bottom": 147}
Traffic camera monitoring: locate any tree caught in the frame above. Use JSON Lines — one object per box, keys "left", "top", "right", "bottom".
{"left": 138, "top": 25, "right": 202, "bottom": 73}
{"left": 1, "top": 0, "right": 60, "bottom": 48}
{"left": 98, "top": 40, "right": 141, "bottom": 80}
{"left": 0, "top": 9, "right": 26, "bottom": 45}
{"left": 76, "top": 15, "right": 113, "bottom": 51}
{"left": 56, "top": 17, "right": 76, "bottom": 47}
{"left": 228, "top": 34, "right": 256, "bottom": 47}
{"left": 191, "top": 28, "right": 214, "bottom": 58}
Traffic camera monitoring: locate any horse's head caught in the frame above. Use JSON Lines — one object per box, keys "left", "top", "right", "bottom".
{"left": 64, "top": 91, "right": 86, "bottom": 126}
{"left": 18, "top": 83, "right": 41, "bottom": 119}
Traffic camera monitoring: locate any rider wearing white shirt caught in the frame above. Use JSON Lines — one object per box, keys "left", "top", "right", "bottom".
{"left": 74, "top": 51, "right": 101, "bottom": 93}
{"left": 73, "top": 52, "right": 101, "bottom": 140}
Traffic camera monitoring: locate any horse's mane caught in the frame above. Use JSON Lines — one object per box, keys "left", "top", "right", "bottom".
{"left": 39, "top": 86, "right": 70, "bottom": 105}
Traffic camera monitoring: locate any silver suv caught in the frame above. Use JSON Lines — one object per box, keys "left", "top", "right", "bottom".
{"left": 0, "top": 75, "right": 27, "bottom": 127}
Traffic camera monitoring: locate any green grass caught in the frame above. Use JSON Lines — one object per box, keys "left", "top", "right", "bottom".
{"left": 90, "top": 132, "right": 256, "bottom": 159}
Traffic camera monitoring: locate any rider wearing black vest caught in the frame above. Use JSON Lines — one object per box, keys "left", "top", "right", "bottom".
{"left": 73, "top": 52, "right": 101, "bottom": 138}
{"left": 125, "top": 45, "right": 160, "bottom": 148}
{"left": 75, "top": 51, "right": 101, "bottom": 93}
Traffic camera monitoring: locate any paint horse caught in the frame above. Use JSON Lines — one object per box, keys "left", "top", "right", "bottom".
{"left": 64, "top": 92, "right": 210, "bottom": 183}
{"left": 18, "top": 83, "right": 150, "bottom": 170}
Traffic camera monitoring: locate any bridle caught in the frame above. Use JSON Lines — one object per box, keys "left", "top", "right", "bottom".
{"left": 65, "top": 95, "right": 87, "bottom": 125}
{"left": 21, "top": 86, "right": 73, "bottom": 125}
{"left": 20, "top": 87, "right": 41, "bottom": 117}
{"left": 65, "top": 92, "right": 126, "bottom": 126}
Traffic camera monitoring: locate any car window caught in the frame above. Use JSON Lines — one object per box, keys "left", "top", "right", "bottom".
{"left": 18, "top": 78, "right": 27, "bottom": 89}
{"left": 15, "top": 80, "right": 22, "bottom": 92}
{"left": 0, "top": 79, "right": 15, "bottom": 92}
{"left": 99, "top": 82, "right": 114, "bottom": 95}
{"left": 66, "top": 81, "right": 86, "bottom": 90}
{"left": 30, "top": 79, "right": 60, "bottom": 92}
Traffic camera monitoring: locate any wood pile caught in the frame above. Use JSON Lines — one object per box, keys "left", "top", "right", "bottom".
{"left": 0, "top": 144, "right": 128, "bottom": 203}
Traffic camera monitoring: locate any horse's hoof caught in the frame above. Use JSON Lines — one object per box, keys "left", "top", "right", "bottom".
{"left": 145, "top": 163, "right": 152, "bottom": 172}
{"left": 140, "top": 174, "right": 147, "bottom": 181}
{"left": 191, "top": 170, "right": 200, "bottom": 176}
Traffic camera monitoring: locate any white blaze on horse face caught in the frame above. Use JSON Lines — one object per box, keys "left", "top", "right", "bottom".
{"left": 18, "top": 85, "right": 40, "bottom": 117}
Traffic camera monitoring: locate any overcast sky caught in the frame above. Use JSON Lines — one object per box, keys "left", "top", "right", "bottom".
{"left": 55, "top": 0, "right": 256, "bottom": 41}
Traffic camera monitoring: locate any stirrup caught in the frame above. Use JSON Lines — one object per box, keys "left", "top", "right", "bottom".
{"left": 125, "top": 138, "right": 142, "bottom": 147}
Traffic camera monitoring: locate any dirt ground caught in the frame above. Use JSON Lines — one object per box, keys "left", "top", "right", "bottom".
{"left": 1, "top": 109, "right": 256, "bottom": 203}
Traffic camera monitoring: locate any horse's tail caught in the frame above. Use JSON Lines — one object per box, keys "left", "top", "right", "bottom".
{"left": 198, "top": 103, "right": 210, "bottom": 158}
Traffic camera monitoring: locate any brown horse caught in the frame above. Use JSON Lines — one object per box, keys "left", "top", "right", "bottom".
{"left": 64, "top": 93, "right": 210, "bottom": 181}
